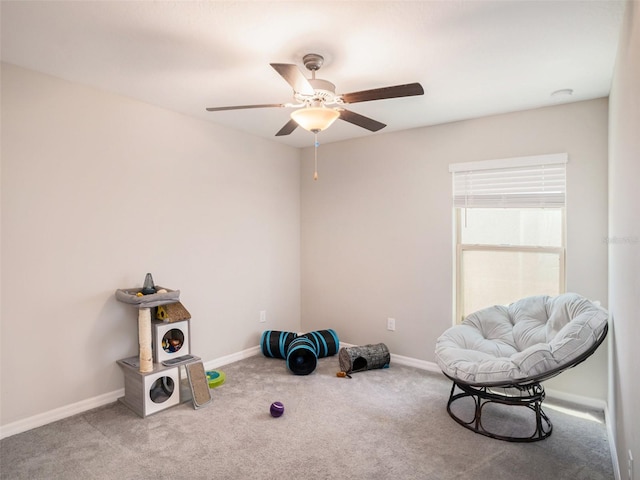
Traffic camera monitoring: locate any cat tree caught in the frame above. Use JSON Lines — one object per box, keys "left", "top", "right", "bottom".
{"left": 115, "top": 274, "right": 210, "bottom": 416}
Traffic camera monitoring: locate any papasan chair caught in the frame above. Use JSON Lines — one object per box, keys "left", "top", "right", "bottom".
{"left": 435, "top": 293, "right": 608, "bottom": 442}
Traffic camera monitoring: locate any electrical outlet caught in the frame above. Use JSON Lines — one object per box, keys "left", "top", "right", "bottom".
{"left": 387, "top": 317, "right": 396, "bottom": 331}
{"left": 259, "top": 310, "right": 266, "bottom": 323}
{"left": 629, "top": 450, "right": 633, "bottom": 480}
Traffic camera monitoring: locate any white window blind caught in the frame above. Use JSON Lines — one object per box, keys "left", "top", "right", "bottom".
{"left": 449, "top": 153, "right": 567, "bottom": 208}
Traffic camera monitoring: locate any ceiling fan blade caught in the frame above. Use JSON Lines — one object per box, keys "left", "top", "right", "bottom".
{"left": 206, "top": 103, "right": 286, "bottom": 112}
{"left": 339, "top": 109, "right": 386, "bottom": 132}
{"left": 270, "top": 63, "right": 314, "bottom": 96}
{"left": 341, "top": 83, "right": 424, "bottom": 104}
{"left": 275, "top": 118, "right": 299, "bottom": 136}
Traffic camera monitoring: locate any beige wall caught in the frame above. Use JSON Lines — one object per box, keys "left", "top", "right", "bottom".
{"left": 301, "top": 98, "right": 609, "bottom": 400}
{"left": 0, "top": 64, "right": 301, "bottom": 426}
{"left": 609, "top": 0, "right": 640, "bottom": 476}
{"left": 0, "top": 61, "right": 615, "bottom": 433}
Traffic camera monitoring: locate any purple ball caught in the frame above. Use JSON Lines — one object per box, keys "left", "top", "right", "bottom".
{"left": 270, "top": 401, "right": 284, "bottom": 417}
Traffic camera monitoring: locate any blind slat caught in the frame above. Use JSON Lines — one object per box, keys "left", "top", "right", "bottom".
{"left": 451, "top": 156, "right": 567, "bottom": 208}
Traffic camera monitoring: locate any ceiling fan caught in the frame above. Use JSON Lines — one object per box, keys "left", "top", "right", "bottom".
{"left": 206, "top": 53, "right": 425, "bottom": 137}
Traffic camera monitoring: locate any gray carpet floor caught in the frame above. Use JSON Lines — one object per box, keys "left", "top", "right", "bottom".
{"left": 0, "top": 355, "right": 614, "bottom": 479}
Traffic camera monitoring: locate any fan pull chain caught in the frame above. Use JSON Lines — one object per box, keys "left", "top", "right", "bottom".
{"left": 314, "top": 133, "right": 319, "bottom": 181}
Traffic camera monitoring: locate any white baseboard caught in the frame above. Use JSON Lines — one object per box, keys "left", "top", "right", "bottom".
{"left": 544, "top": 388, "right": 608, "bottom": 411}
{"left": 390, "top": 352, "right": 443, "bottom": 374}
{"left": 605, "top": 406, "right": 621, "bottom": 480}
{"left": 0, "top": 339, "right": 616, "bottom": 477}
{"left": 202, "top": 345, "right": 260, "bottom": 370}
{"left": 0, "top": 346, "right": 262, "bottom": 440}
{"left": 389, "top": 350, "right": 610, "bottom": 412}
{"left": 0, "top": 389, "right": 124, "bottom": 440}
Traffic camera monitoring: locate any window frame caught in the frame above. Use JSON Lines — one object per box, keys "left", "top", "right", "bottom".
{"left": 450, "top": 154, "right": 568, "bottom": 324}
{"left": 454, "top": 207, "right": 566, "bottom": 323}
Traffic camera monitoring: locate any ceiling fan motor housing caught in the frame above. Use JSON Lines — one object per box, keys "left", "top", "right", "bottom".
{"left": 307, "top": 78, "right": 337, "bottom": 103}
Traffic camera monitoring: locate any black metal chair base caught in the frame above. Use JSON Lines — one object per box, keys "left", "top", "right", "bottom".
{"left": 446, "top": 381, "right": 553, "bottom": 442}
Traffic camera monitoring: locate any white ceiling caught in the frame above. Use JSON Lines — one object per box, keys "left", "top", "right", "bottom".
{"left": 1, "top": 1, "right": 626, "bottom": 148}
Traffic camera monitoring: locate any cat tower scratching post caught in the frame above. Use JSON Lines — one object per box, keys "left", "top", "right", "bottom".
{"left": 115, "top": 273, "right": 180, "bottom": 373}
{"left": 137, "top": 307, "right": 153, "bottom": 372}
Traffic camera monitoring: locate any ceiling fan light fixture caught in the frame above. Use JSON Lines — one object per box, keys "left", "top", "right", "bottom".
{"left": 290, "top": 107, "right": 340, "bottom": 133}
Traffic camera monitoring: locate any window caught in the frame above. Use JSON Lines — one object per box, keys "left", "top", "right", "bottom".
{"left": 450, "top": 154, "right": 567, "bottom": 323}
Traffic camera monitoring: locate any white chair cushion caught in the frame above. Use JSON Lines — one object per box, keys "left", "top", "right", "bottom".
{"left": 435, "top": 293, "right": 608, "bottom": 385}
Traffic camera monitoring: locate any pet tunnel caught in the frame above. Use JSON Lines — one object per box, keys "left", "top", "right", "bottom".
{"left": 302, "top": 329, "right": 340, "bottom": 358}
{"left": 339, "top": 343, "right": 390, "bottom": 374}
{"left": 260, "top": 330, "right": 297, "bottom": 359}
{"left": 286, "top": 336, "right": 318, "bottom": 375}
{"left": 260, "top": 329, "right": 340, "bottom": 375}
